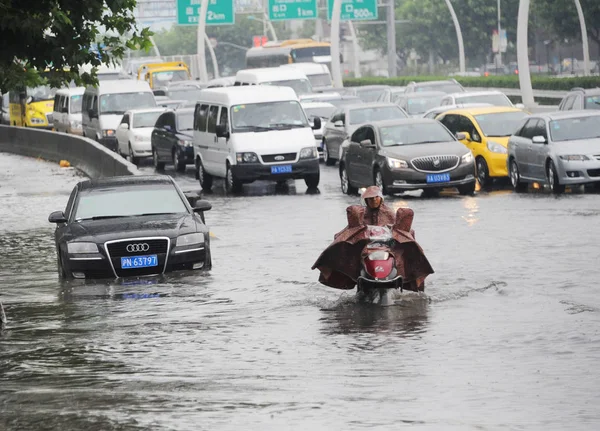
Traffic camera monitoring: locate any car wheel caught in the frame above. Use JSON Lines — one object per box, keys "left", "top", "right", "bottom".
{"left": 509, "top": 159, "right": 527, "bottom": 193}
{"left": 128, "top": 143, "right": 138, "bottom": 165}
{"left": 340, "top": 164, "right": 358, "bottom": 195}
{"left": 457, "top": 181, "right": 476, "bottom": 196}
{"left": 374, "top": 168, "right": 388, "bottom": 195}
{"left": 547, "top": 160, "right": 565, "bottom": 194}
{"left": 153, "top": 148, "right": 165, "bottom": 171}
{"left": 422, "top": 188, "right": 439, "bottom": 198}
{"left": 324, "top": 142, "right": 335, "bottom": 166}
{"left": 225, "top": 163, "right": 242, "bottom": 194}
{"left": 173, "top": 149, "right": 186, "bottom": 173}
{"left": 476, "top": 157, "right": 491, "bottom": 189}
{"left": 304, "top": 171, "right": 320, "bottom": 189}
{"left": 57, "top": 252, "right": 67, "bottom": 279}
{"left": 197, "top": 158, "right": 213, "bottom": 191}
{"left": 204, "top": 246, "right": 212, "bottom": 270}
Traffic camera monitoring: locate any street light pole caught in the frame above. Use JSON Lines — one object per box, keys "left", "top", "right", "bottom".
{"left": 574, "top": 0, "right": 590, "bottom": 76}
{"left": 497, "top": 0, "right": 502, "bottom": 66}
{"left": 387, "top": 0, "right": 397, "bottom": 77}
{"left": 331, "top": 0, "right": 344, "bottom": 88}
{"left": 347, "top": 22, "right": 361, "bottom": 78}
{"left": 516, "top": 0, "right": 534, "bottom": 107}
{"left": 444, "top": 0, "right": 465, "bottom": 73}
{"left": 196, "top": 0, "right": 209, "bottom": 82}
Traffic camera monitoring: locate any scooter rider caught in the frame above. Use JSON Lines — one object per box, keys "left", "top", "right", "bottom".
{"left": 360, "top": 186, "right": 396, "bottom": 226}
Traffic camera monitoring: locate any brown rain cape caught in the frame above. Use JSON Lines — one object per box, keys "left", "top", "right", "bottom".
{"left": 311, "top": 205, "right": 434, "bottom": 292}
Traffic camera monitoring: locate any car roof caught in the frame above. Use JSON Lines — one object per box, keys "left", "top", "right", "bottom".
{"left": 79, "top": 175, "right": 174, "bottom": 190}
{"left": 441, "top": 106, "right": 524, "bottom": 116}
{"left": 365, "top": 118, "right": 439, "bottom": 128}
{"left": 449, "top": 90, "right": 506, "bottom": 98}
{"left": 568, "top": 87, "right": 600, "bottom": 95}
{"left": 85, "top": 79, "right": 152, "bottom": 93}
{"left": 410, "top": 80, "right": 460, "bottom": 86}
{"left": 197, "top": 85, "right": 299, "bottom": 105}
{"left": 235, "top": 67, "right": 308, "bottom": 81}
{"left": 542, "top": 110, "right": 600, "bottom": 121}
{"left": 347, "top": 102, "right": 400, "bottom": 111}
{"left": 352, "top": 85, "right": 391, "bottom": 91}
{"left": 300, "top": 101, "right": 336, "bottom": 109}
{"left": 402, "top": 91, "right": 447, "bottom": 98}
{"left": 55, "top": 87, "right": 85, "bottom": 96}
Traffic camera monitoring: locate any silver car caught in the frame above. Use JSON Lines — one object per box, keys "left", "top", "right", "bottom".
{"left": 507, "top": 110, "right": 600, "bottom": 194}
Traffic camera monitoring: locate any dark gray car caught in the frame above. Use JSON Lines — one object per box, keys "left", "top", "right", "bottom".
{"left": 507, "top": 110, "right": 600, "bottom": 194}
{"left": 339, "top": 118, "right": 477, "bottom": 196}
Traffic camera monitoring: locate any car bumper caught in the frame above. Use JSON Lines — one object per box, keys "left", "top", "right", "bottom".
{"left": 557, "top": 159, "right": 600, "bottom": 185}
{"left": 486, "top": 152, "right": 509, "bottom": 177}
{"left": 177, "top": 145, "right": 195, "bottom": 164}
{"left": 382, "top": 162, "right": 476, "bottom": 191}
{"left": 98, "top": 136, "right": 118, "bottom": 151}
{"left": 231, "top": 159, "right": 320, "bottom": 182}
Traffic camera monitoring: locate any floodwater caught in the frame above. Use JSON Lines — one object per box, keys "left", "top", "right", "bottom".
{"left": 1, "top": 152, "right": 600, "bottom": 430}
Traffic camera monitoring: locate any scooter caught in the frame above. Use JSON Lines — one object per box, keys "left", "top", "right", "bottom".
{"left": 356, "top": 225, "right": 403, "bottom": 306}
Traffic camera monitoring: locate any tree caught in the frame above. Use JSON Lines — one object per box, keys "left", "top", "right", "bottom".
{"left": 0, "top": 0, "right": 152, "bottom": 93}
{"left": 536, "top": 0, "right": 600, "bottom": 48}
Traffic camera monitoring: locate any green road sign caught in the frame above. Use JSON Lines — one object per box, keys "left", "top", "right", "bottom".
{"left": 177, "top": 0, "right": 235, "bottom": 25}
{"left": 268, "top": 0, "right": 318, "bottom": 21}
{"left": 327, "top": 0, "right": 378, "bottom": 21}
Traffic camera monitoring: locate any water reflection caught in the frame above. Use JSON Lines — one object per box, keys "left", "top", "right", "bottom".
{"left": 461, "top": 196, "right": 479, "bottom": 226}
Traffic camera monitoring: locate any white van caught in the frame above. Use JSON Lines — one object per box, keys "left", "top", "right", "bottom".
{"left": 81, "top": 80, "right": 156, "bottom": 151}
{"left": 280, "top": 63, "right": 333, "bottom": 92}
{"left": 193, "top": 86, "right": 321, "bottom": 193}
{"left": 233, "top": 68, "right": 313, "bottom": 96}
{"left": 53, "top": 87, "right": 85, "bottom": 135}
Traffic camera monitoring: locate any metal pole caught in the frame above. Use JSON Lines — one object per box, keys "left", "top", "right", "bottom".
{"left": 196, "top": 0, "right": 209, "bottom": 82}
{"left": 387, "top": 0, "right": 397, "bottom": 77}
{"left": 331, "top": 0, "right": 343, "bottom": 88}
{"left": 149, "top": 35, "right": 161, "bottom": 57}
{"left": 265, "top": 14, "right": 279, "bottom": 41}
{"left": 574, "top": 0, "right": 590, "bottom": 76}
{"left": 347, "top": 22, "right": 361, "bottom": 78}
{"left": 205, "top": 34, "right": 220, "bottom": 79}
{"left": 444, "top": 0, "right": 465, "bottom": 73}
{"left": 516, "top": 0, "right": 534, "bottom": 107}
{"left": 497, "top": 0, "right": 502, "bottom": 66}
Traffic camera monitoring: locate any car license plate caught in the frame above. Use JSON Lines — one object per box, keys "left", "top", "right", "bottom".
{"left": 271, "top": 165, "right": 292, "bottom": 174}
{"left": 426, "top": 173, "right": 451, "bottom": 183}
{"left": 121, "top": 255, "right": 158, "bottom": 269}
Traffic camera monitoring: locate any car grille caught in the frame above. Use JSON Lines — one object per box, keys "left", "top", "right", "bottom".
{"left": 261, "top": 153, "right": 297, "bottom": 163}
{"left": 411, "top": 155, "right": 459, "bottom": 172}
{"left": 587, "top": 169, "right": 600, "bottom": 177}
{"left": 105, "top": 238, "right": 170, "bottom": 278}
{"left": 46, "top": 113, "right": 53, "bottom": 124}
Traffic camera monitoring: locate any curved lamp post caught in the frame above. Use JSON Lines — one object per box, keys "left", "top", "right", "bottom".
{"left": 444, "top": 0, "right": 465, "bottom": 73}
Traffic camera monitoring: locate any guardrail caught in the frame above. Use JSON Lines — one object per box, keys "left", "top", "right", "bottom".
{"left": 0, "top": 126, "right": 140, "bottom": 179}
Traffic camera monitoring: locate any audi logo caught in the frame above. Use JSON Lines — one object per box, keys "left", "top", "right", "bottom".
{"left": 126, "top": 243, "right": 150, "bottom": 253}
{"left": 274, "top": 155, "right": 285, "bottom": 161}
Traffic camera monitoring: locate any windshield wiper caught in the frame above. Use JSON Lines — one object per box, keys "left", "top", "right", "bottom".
{"left": 76, "top": 215, "right": 130, "bottom": 221}
{"left": 268, "top": 123, "right": 306, "bottom": 129}
{"left": 136, "top": 212, "right": 179, "bottom": 217}
{"left": 235, "top": 125, "right": 275, "bottom": 132}
{"left": 409, "top": 140, "right": 444, "bottom": 145}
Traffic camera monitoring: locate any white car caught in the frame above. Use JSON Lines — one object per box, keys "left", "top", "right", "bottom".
{"left": 301, "top": 101, "right": 337, "bottom": 159}
{"left": 440, "top": 90, "right": 524, "bottom": 109}
{"left": 116, "top": 108, "right": 166, "bottom": 164}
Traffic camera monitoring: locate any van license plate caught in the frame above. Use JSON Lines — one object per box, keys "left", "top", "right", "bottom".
{"left": 426, "top": 173, "right": 451, "bottom": 183}
{"left": 271, "top": 165, "right": 292, "bottom": 174}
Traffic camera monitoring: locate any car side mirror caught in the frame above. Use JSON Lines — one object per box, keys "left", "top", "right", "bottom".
{"left": 48, "top": 211, "right": 67, "bottom": 224}
{"left": 311, "top": 116, "right": 322, "bottom": 130}
{"left": 119, "top": 123, "right": 129, "bottom": 129}
{"left": 532, "top": 135, "right": 546, "bottom": 144}
{"left": 216, "top": 124, "right": 230, "bottom": 139}
{"left": 193, "top": 200, "right": 212, "bottom": 213}
{"left": 334, "top": 120, "right": 344, "bottom": 127}
{"left": 458, "top": 131, "right": 471, "bottom": 142}
{"left": 360, "top": 139, "right": 375, "bottom": 148}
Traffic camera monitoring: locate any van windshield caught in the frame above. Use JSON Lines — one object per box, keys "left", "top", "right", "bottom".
{"left": 231, "top": 101, "right": 309, "bottom": 132}
{"left": 263, "top": 79, "right": 313, "bottom": 96}
{"left": 70, "top": 95, "right": 83, "bottom": 113}
{"left": 100, "top": 92, "right": 156, "bottom": 115}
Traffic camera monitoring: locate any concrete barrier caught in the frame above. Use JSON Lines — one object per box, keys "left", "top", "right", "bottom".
{"left": 0, "top": 125, "right": 140, "bottom": 178}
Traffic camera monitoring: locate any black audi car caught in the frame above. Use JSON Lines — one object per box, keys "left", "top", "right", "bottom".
{"left": 48, "top": 175, "right": 212, "bottom": 280}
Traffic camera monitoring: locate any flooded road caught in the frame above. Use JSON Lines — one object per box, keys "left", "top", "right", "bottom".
{"left": 1, "top": 152, "right": 600, "bottom": 430}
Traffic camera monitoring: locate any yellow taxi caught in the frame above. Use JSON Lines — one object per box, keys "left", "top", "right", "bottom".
{"left": 436, "top": 106, "right": 530, "bottom": 187}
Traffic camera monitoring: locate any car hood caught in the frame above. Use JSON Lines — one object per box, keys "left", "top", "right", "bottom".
{"left": 132, "top": 127, "right": 154, "bottom": 139}
{"left": 553, "top": 137, "right": 600, "bottom": 155}
{"left": 380, "top": 141, "right": 470, "bottom": 159}
{"left": 233, "top": 127, "right": 316, "bottom": 153}
{"left": 68, "top": 213, "right": 202, "bottom": 243}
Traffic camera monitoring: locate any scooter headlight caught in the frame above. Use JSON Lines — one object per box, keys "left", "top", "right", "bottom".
{"left": 367, "top": 251, "right": 390, "bottom": 261}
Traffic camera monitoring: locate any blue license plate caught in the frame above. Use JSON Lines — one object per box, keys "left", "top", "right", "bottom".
{"left": 426, "top": 173, "right": 451, "bottom": 183}
{"left": 271, "top": 165, "right": 292, "bottom": 174}
{"left": 121, "top": 255, "right": 158, "bottom": 269}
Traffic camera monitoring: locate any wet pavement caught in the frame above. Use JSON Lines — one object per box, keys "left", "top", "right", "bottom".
{"left": 1, "top": 152, "right": 600, "bottom": 430}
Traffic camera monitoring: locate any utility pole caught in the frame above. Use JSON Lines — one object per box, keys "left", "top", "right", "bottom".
{"left": 516, "top": 0, "right": 534, "bottom": 107}
{"left": 497, "top": 0, "right": 502, "bottom": 66}
{"left": 196, "top": 0, "right": 209, "bottom": 82}
{"left": 331, "top": 0, "right": 343, "bottom": 87}
{"left": 387, "top": 0, "right": 397, "bottom": 77}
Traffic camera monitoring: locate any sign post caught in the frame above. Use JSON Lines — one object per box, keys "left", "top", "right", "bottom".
{"left": 268, "top": 0, "right": 318, "bottom": 21}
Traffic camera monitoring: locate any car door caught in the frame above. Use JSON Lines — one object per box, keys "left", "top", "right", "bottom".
{"left": 511, "top": 118, "right": 537, "bottom": 178}
{"left": 205, "top": 105, "right": 221, "bottom": 174}
{"left": 53, "top": 95, "right": 62, "bottom": 131}
{"left": 116, "top": 114, "right": 129, "bottom": 154}
{"left": 215, "top": 106, "right": 230, "bottom": 177}
{"left": 194, "top": 104, "right": 213, "bottom": 173}
{"left": 346, "top": 127, "right": 368, "bottom": 186}
{"left": 455, "top": 115, "right": 484, "bottom": 158}
{"left": 529, "top": 119, "right": 551, "bottom": 180}
{"left": 328, "top": 110, "right": 346, "bottom": 159}
{"left": 165, "top": 113, "right": 179, "bottom": 162}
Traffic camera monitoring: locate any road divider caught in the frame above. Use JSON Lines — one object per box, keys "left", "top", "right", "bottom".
{"left": 0, "top": 125, "right": 140, "bottom": 178}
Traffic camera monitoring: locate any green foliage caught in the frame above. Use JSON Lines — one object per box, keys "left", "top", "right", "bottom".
{"left": 0, "top": 0, "right": 152, "bottom": 93}
{"left": 536, "top": 0, "right": 600, "bottom": 45}
{"left": 344, "top": 75, "right": 600, "bottom": 91}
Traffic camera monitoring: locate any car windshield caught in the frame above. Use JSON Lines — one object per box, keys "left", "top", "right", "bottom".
{"left": 307, "top": 73, "right": 332, "bottom": 88}
{"left": 549, "top": 116, "right": 600, "bottom": 142}
{"left": 263, "top": 79, "right": 313, "bottom": 96}
{"left": 167, "top": 88, "right": 203, "bottom": 102}
{"left": 349, "top": 106, "right": 406, "bottom": 125}
{"left": 133, "top": 111, "right": 163, "bottom": 128}
{"left": 405, "top": 95, "right": 445, "bottom": 115}
{"left": 99, "top": 92, "right": 157, "bottom": 115}
{"left": 474, "top": 111, "right": 529, "bottom": 136}
{"left": 584, "top": 95, "right": 600, "bottom": 110}
{"left": 70, "top": 95, "right": 83, "bottom": 113}
{"left": 74, "top": 184, "right": 187, "bottom": 221}
{"left": 177, "top": 112, "right": 194, "bottom": 131}
{"left": 415, "top": 83, "right": 463, "bottom": 94}
{"left": 304, "top": 105, "right": 336, "bottom": 120}
{"left": 27, "top": 86, "right": 57, "bottom": 102}
{"left": 152, "top": 70, "right": 189, "bottom": 84}
{"left": 379, "top": 122, "right": 454, "bottom": 146}
{"left": 456, "top": 94, "right": 512, "bottom": 107}
{"left": 231, "top": 101, "right": 308, "bottom": 132}
{"left": 355, "top": 88, "right": 388, "bottom": 103}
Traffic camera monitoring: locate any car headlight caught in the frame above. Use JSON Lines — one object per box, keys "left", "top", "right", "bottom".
{"left": 67, "top": 242, "right": 99, "bottom": 254}
{"left": 461, "top": 151, "right": 474, "bottom": 164}
{"left": 102, "top": 129, "right": 116, "bottom": 137}
{"left": 559, "top": 155, "right": 590, "bottom": 161}
{"left": 299, "top": 147, "right": 318, "bottom": 159}
{"left": 387, "top": 157, "right": 408, "bottom": 169}
{"left": 236, "top": 152, "right": 259, "bottom": 163}
{"left": 30, "top": 117, "right": 45, "bottom": 124}
{"left": 178, "top": 139, "right": 193, "bottom": 147}
{"left": 487, "top": 141, "right": 507, "bottom": 154}
{"left": 176, "top": 233, "right": 205, "bottom": 247}
{"left": 134, "top": 134, "right": 147, "bottom": 142}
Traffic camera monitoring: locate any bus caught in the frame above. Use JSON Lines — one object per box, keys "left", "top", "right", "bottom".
{"left": 8, "top": 84, "right": 57, "bottom": 129}
{"left": 245, "top": 39, "right": 334, "bottom": 70}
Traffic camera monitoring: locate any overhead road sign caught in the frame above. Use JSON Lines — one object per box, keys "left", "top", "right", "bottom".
{"left": 177, "top": 0, "right": 235, "bottom": 25}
